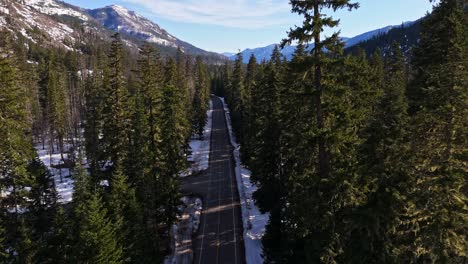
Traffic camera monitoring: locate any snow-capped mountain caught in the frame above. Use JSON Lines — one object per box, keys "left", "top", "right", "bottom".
{"left": 225, "top": 21, "right": 415, "bottom": 63}
{"left": 87, "top": 5, "right": 220, "bottom": 57}
{"left": 0, "top": 0, "right": 96, "bottom": 50}
{"left": 88, "top": 5, "right": 179, "bottom": 48}
{"left": 0, "top": 0, "right": 223, "bottom": 59}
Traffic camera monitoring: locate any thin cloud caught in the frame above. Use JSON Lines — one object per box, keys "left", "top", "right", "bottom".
{"left": 122, "top": 0, "right": 292, "bottom": 28}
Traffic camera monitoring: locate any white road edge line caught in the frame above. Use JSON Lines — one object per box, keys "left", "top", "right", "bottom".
{"left": 226, "top": 114, "right": 239, "bottom": 264}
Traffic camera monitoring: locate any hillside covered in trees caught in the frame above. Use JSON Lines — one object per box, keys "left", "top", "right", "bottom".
{"left": 0, "top": 29, "right": 211, "bottom": 262}
{"left": 213, "top": 0, "right": 467, "bottom": 263}
{"left": 0, "top": 0, "right": 466, "bottom": 263}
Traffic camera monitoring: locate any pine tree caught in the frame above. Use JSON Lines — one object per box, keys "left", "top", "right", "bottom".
{"left": 72, "top": 149, "right": 123, "bottom": 263}
{"left": 176, "top": 47, "right": 192, "bottom": 128}
{"left": 130, "top": 44, "right": 167, "bottom": 262}
{"left": 0, "top": 36, "right": 37, "bottom": 262}
{"left": 78, "top": 191, "right": 124, "bottom": 264}
{"left": 343, "top": 42, "right": 411, "bottom": 263}
{"left": 251, "top": 59, "right": 283, "bottom": 213}
{"left": 0, "top": 216, "right": 6, "bottom": 263}
{"left": 44, "top": 207, "right": 72, "bottom": 263}
{"left": 28, "top": 158, "right": 57, "bottom": 236}
{"left": 0, "top": 38, "right": 35, "bottom": 216}
{"left": 45, "top": 51, "right": 68, "bottom": 160}
{"left": 278, "top": 1, "right": 362, "bottom": 262}
{"left": 250, "top": 59, "right": 288, "bottom": 262}
{"left": 84, "top": 48, "right": 106, "bottom": 181}
{"left": 16, "top": 219, "right": 37, "bottom": 264}
{"left": 102, "top": 33, "right": 131, "bottom": 172}
{"left": 192, "top": 56, "right": 209, "bottom": 138}
{"left": 159, "top": 58, "right": 184, "bottom": 226}
{"left": 282, "top": 0, "right": 359, "bottom": 184}
{"left": 242, "top": 54, "right": 257, "bottom": 164}
{"left": 108, "top": 161, "right": 141, "bottom": 262}
{"left": 230, "top": 52, "right": 245, "bottom": 140}
{"left": 407, "top": 0, "right": 467, "bottom": 261}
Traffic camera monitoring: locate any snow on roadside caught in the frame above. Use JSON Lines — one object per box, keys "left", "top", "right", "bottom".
{"left": 219, "top": 97, "right": 269, "bottom": 264}
{"left": 181, "top": 99, "right": 213, "bottom": 177}
{"left": 164, "top": 196, "right": 203, "bottom": 264}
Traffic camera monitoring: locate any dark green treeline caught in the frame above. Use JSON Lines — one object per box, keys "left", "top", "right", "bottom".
{"left": 215, "top": 0, "right": 467, "bottom": 263}
{"left": 0, "top": 31, "right": 210, "bottom": 263}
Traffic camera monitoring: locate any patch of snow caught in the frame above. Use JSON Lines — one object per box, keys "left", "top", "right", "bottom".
{"left": 12, "top": 3, "right": 76, "bottom": 49}
{"left": 104, "top": 5, "right": 177, "bottom": 48}
{"left": 219, "top": 96, "right": 269, "bottom": 264}
{"left": 0, "top": 6, "right": 9, "bottom": 15}
{"left": 99, "top": 180, "right": 109, "bottom": 187}
{"left": 19, "top": 28, "right": 36, "bottom": 43}
{"left": 181, "top": 100, "right": 213, "bottom": 177}
{"left": 165, "top": 196, "right": 203, "bottom": 264}
{"left": 24, "top": 0, "right": 88, "bottom": 21}
{"left": 122, "top": 38, "right": 137, "bottom": 49}
{"left": 35, "top": 141, "right": 76, "bottom": 204}
{"left": 147, "top": 36, "right": 177, "bottom": 48}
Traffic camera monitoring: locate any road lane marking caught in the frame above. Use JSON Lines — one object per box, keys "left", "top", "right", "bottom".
{"left": 225, "top": 110, "right": 239, "bottom": 264}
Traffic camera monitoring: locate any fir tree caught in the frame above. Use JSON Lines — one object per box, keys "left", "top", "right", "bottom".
{"left": 192, "top": 56, "right": 209, "bottom": 138}
{"left": 345, "top": 42, "right": 411, "bottom": 263}
{"left": 108, "top": 161, "right": 141, "bottom": 262}
{"left": 230, "top": 52, "right": 245, "bottom": 141}
{"left": 159, "top": 58, "right": 184, "bottom": 226}
{"left": 242, "top": 54, "right": 258, "bottom": 164}
{"left": 28, "top": 158, "right": 57, "bottom": 236}
{"left": 102, "top": 33, "right": 131, "bottom": 172}
{"left": 16, "top": 219, "right": 37, "bottom": 264}
{"left": 0, "top": 40, "right": 35, "bottom": 216}
{"left": 278, "top": 1, "right": 362, "bottom": 262}
{"left": 0, "top": 215, "right": 7, "bottom": 262}
{"left": 176, "top": 47, "right": 192, "bottom": 128}
{"left": 45, "top": 51, "right": 68, "bottom": 160}
{"left": 44, "top": 207, "right": 72, "bottom": 263}
{"left": 282, "top": 0, "right": 359, "bottom": 183}
{"left": 78, "top": 191, "right": 124, "bottom": 264}
{"left": 84, "top": 49, "right": 106, "bottom": 181}
{"left": 407, "top": 0, "right": 468, "bottom": 261}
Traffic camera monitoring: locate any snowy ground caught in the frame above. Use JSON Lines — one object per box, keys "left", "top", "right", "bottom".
{"left": 181, "top": 100, "right": 213, "bottom": 177}
{"left": 219, "top": 97, "right": 269, "bottom": 264}
{"left": 35, "top": 141, "right": 75, "bottom": 204}
{"left": 164, "top": 196, "right": 202, "bottom": 264}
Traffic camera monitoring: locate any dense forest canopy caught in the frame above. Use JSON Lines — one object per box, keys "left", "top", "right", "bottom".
{"left": 0, "top": 0, "right": 466, "bottom": 263}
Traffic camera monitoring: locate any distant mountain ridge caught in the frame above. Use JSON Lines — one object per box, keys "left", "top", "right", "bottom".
{"left": 0, "top": 0, "right": 224, "bottom": 60}
{"left": 87, "top": 5, "right": 221, "bottom": 57}
{"left": 225, "top": 21, "right": 417, "bottom": 63}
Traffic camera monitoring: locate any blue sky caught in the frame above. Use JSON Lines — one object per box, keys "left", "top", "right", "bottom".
{"left": 64, "top": 0, "right": 435, "bottom": 53}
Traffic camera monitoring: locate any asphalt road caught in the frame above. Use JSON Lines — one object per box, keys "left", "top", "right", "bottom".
{"left": 181, "top": 96, "right": 245, "bottom": 264}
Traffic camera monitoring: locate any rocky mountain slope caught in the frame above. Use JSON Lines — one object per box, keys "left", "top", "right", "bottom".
{"left": 87, "top": 5, "right": 219, "bottom": 56}
{"left": 0, "top": 0, "right": 224, "bottom": 60}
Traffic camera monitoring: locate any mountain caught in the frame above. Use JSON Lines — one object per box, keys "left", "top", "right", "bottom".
{"left": 0, "top": 0, "right": 224, "bottom": 60}
{"left": 222, "top": 52, "right": 236, "bottom": 57}
{"left": 345, "top": 19, "right": 423, "bottom": 57}
{"left": 87, "top": 5, "right": 222, "bottom": 58}
{"left": 224, "top": 21, "right": 417, "bottom": 63}
{"left": 343, "top": 21, "right": 415, "bottom": 48}
{"left": 0, "top": 0, "right": 98, "bottom": 50}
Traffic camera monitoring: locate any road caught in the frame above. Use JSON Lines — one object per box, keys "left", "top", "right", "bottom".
{"left": 180, "top": 96, "right": 245, "bottom": 264}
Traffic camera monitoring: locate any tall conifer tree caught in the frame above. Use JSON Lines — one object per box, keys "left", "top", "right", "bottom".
{"left": 408, "top": 0, "right": 467, "bottom": 261}
{"left": 102, "top": 33, "right": 131, "bottom": 172}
